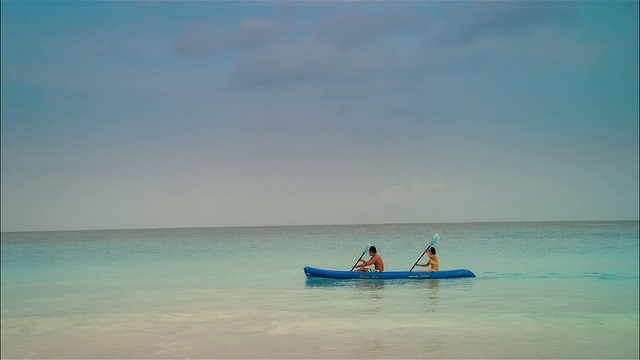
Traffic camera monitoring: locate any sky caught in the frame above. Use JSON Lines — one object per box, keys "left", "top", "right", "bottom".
{"left": 1, "top": 1, "right": 638, "bottom": 232}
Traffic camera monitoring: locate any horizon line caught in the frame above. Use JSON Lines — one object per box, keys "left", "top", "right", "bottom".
{"left": 2, "top": 219, "right": 638, "bottom": 234}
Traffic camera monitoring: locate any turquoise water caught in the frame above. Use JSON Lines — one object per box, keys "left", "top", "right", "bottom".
{"left": 1, "top": 221, "right": 638, "bottom": 359}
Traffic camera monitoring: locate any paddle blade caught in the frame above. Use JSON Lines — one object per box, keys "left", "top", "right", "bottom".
{"left": 429, "top": 233, "right": 439, "bottom": 247}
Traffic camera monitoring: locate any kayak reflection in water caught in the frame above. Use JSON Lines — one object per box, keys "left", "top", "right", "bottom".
{"left": 355, "top": 246, "right": 385, "bottom": 272}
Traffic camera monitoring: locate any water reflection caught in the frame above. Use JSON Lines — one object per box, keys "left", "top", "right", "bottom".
{"left": 425, "top": 279, "right": 440, "bottom": 309}
{"left": 355, "top": 279, "right": 385, "bottom": 291}
{"left": 304, "top": 278, "right": 385, "bottom": 290}
{"left": 304, "top": 278, "right": 386, "bottom": 311}
{"left": 424, "top": 338, "right": 444, "bottom": 354}
{"left": 427, "top": 279, "right": 440, "bottom": 295}
{"left": 372, "top": 338, "right": 384, "bottom": 358}
{"left": 304, "top": 277, "right": 456, "bottom": 310}
{"left": 303, "top": 277, "right": 451, "bottom": 292}
{"left": 399, "top": 279, "right": 441, "bottom": 310}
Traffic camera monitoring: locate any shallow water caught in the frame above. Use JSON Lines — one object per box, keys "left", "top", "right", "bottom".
{"left": 2, "top": 221, "right": 638, "bottom": 358}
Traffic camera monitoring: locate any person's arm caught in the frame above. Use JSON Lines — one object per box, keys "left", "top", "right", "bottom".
{"left": 416, "top": 259, "right": 431, "bottom": 267}
{"left": 359, "top": 254, "right": 378, "bottom": 267}
{"left": 359, "top": 258, "right": 373, "bottom": 266}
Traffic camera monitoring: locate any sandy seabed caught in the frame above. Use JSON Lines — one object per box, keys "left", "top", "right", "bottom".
{"left": 2, "top": 309, "right": 638, "bottom": 359}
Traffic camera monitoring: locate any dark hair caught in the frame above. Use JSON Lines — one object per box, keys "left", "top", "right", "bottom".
{"left": 369, "top": 246, "right": 377, "bottom": 254}
{"left": 429, "top": 247, "right": 436, "bottom": 255}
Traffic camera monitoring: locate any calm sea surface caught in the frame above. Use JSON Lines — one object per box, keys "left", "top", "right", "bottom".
{"left": 1, "top": 221, "right": 638, "bottom": 359}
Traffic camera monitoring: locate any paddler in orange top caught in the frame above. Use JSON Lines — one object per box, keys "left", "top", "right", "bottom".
{"left": 356, "top": 246, "right": 385, "bottom": 272}
{"left": 415, "top": 247, "right": 438, "bottom": 272}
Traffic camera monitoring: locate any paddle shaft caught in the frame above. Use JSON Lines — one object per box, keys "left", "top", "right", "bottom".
{"left": 350, "top": 246, "right": 370, "bottom": 271}
{"left": 410, "top": 245, "right": 433, "bottom": 271}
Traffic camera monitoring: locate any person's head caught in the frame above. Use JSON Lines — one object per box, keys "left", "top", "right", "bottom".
{"left": 427, "top": 247, "right": 436, "bottom": 256}
{"left": 369, "top": 246, "right": 377, "bottom": 255}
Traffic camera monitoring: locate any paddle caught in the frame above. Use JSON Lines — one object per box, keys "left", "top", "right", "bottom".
{"left": 350, "top": 242, "right": 372, "bottom": 271}
{"left": 409, "top": 233, "right": 439, "bottom": 271}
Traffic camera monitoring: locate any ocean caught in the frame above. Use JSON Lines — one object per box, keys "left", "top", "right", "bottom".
{"left": 1, "top": 221, "right": 638, "bottom": 359}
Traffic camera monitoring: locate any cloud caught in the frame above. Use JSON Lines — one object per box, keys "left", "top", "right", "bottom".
{"left": 172, "top": 6, "right": 424, "bottom": 88}
{"left": 315, "top": 9, "right": 417, "bottom": 48}
{"left": 230, "top": 39, "right": 377, "bottom": 88}
{"left": 174, "top": 19, "right": 281, "bottom": 57}
{"left": 440, "top": 2, "right": 576, "bottom": 43}
{"left": 173, "top": 6, "right": 296, "bottom": 57}
{"left": 170, "top": 3, "right": 583, "bottom": 93}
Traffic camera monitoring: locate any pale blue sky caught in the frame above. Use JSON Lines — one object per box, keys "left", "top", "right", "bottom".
{"left": 2, "top": 1, "right": 638, "bottom": 232}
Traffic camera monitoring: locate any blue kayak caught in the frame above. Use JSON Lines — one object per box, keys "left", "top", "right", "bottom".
{"left": 304, "top": 266, "right": 476, "bottom": 280}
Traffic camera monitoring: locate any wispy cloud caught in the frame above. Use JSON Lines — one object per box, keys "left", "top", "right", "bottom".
{"left": 439, "top": 2, "right": 576, "bottom": 43}
{"left": 174, "top": 16, "right": 288, "bottom": 57}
